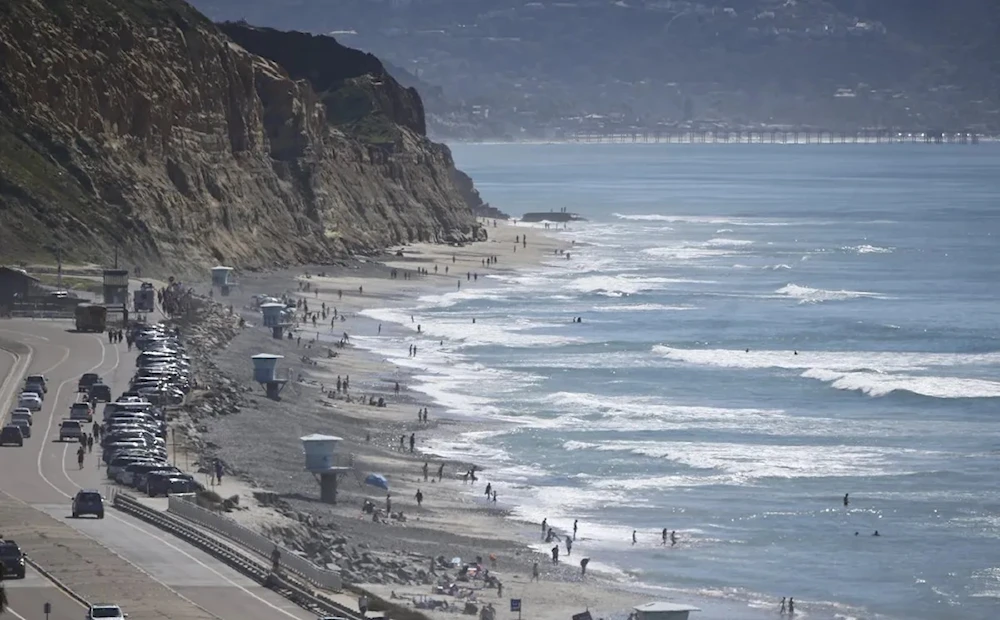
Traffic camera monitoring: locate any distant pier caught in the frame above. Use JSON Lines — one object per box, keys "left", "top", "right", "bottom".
{"left": 565, "top": 129, "right": 989, "bottom": 145}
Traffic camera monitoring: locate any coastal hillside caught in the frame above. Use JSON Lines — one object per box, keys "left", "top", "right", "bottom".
{"left": 191, "top": 0, "right": 1000, "bottom": 138}
{"left": 0, "top": 0, "right": 484, "bottom": 272}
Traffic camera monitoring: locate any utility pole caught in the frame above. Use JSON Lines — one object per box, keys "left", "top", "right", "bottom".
{"left": 56, "top": 245, "right": 63, "bottom": 289}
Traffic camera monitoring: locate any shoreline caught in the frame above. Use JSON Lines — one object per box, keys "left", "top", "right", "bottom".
{"left": 176, "top": 220, "right": 774, "bottom": 620}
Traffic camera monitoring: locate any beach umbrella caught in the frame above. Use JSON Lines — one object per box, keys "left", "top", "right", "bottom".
{"left": 364, "top": 473, "right": 389, "bottom": 490}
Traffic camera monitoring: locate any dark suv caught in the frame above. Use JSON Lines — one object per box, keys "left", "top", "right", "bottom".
{"left": 0, "top": 424, "right": 24, "bottom": 447}
{"left": 0, "top": 540, "right": 26, "bottom": 578}
{"left": 89, "top": 382, "right": 112, "bottom": 402}
{"left": 72, "top": 489, "right": 105, "bottom": 519}
{"left": 78, "top": 373, "right": 100, "bottom": 393}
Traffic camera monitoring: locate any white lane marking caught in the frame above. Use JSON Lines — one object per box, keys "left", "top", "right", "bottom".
{"left": 4, "top": 607, "right": 29, "bottom": 620}
{"left": 41, "top": 339, "right": 309, "bottom": 620}
{"left": 0, "top": 327, "right": 50, "bottom": 342}
{"left": 38, "top": 345, "right": 72, "bottom": 376}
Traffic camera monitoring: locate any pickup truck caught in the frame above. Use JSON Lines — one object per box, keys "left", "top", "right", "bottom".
{"left": 70, "top": 402, "right": 93, "bottom": 422}
{"left": 59, "top": 419, "right": 84, "bottom": 442}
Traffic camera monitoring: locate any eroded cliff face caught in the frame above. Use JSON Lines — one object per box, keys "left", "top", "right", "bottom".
{"left": 0, "top": 0, "right": 481, "bottom": 272}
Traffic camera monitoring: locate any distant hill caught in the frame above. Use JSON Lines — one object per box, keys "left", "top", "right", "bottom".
{"left": 191, "top": 0, "right": 1000, "bottom": 137}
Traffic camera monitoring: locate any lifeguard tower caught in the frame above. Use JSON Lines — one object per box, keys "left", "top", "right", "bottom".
{"left": 211, "top": 266, "right": 234, "bottom": 297}
{"left": 102, "top": 269, "right": 130, "bottom": 327}
{"left": 251, "top": 353, "right": 287, "bottom": 400}
{"left": 259, "top": 302, "right": 290, "bottom": 339}
{"left": 301, "top": 434, "right": 352, "bottom": 504}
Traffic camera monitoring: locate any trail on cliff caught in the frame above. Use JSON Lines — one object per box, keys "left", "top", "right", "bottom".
{"left": 0, "top": 0, "right": 482, "bottom": 272}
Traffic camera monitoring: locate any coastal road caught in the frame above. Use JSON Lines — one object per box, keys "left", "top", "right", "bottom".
{"left": 0, "top": 319, "right": 314, "bottom": 620}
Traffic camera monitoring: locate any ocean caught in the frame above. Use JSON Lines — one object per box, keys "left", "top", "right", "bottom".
{"left": 363, "top": 143, "right": 1000, "bottom": 620}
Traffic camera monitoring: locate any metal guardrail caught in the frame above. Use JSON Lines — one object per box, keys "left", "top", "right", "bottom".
{"left": 111, "top": 492, "right": 360, "bottom": 620}
{"left": 167, "top": 494, "right": 343, "bottom": 592}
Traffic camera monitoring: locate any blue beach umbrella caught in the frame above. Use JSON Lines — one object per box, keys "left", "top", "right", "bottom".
{"left": 365, "top": 473, "right": 389, "bottom": 490}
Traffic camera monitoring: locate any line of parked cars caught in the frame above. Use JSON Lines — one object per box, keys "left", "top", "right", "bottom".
{"left": 102, "top": 323, "right": 201, "bottom": 498}
{"left": 1, "top": 374, "right": 48, "bottom": 446}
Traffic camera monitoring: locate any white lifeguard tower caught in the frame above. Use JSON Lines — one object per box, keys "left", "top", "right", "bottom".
{"left": 259, "top": 302, "right": 291, "bottom": 339}
{"left": 210, "top": 266, "right": 234, "bottom": 297}
{"left": 301, "top": 434, "right": 352, "bottom": 504}
{"left": 633, "top": 602, "right": 701, "bottom": 620}
{"left": 251, "top": 353, "right": 287, "bottom": 400}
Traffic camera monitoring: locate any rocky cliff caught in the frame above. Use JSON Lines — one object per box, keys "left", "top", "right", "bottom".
{"left": 0, "top": 0, "right": 483, "bottom": 273}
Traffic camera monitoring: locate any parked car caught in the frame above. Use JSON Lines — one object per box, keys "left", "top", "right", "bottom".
{"left": 0, "top": 424, "right": 24, "bottom": 447}
{"left": 17, "top": 393, "right": 42, "bottom": 411}
{"left": 25, "top": 374, "right": 48, "bottom": 392}
{"left": 86, "top": 604, "right": 126, "bottom": 619}
{"left": 72, "top": 489, "right": 105, "bottom": 519}
{"left": 11, "top": 418, "right": 31, "bottom": 438}
{"left": 10, "top": 407, "right": 32, "bottom": 425}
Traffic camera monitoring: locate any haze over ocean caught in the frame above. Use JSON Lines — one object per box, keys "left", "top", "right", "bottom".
{"left": 366, "top": 143, "right": 1000, "bottom": 620}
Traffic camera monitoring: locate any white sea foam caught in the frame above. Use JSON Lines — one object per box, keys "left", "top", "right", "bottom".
{"left": 843, "top": 244, "right": 895, "bottom": 254}
{"left": 563, "top": 274, "right": 713, "bottom": 297}
{"left": 576, "top": 440, "right": 922, "bottom": 480}
{"left": 776, "top": 283, "right": 890, "bottom": 303}
{"left": 703, "top": 238, "right": 754, "bottom": 248}
{"left": 591, "top": 303, "right": 698, "bottom": 312}
{"left": 613, "top": 213, "right": 796, "bottom": 226}
{"left": 654, "top": 346, "right": 1000, "bottom": 399}
{"left": 802, "top": 368, "right": 1000, "bottom": 399}
{"left": 642, "top": 246, "right": 737, "bottom": 261}
{"left": 361, "top": 307, "right": 582, "bottom": 348}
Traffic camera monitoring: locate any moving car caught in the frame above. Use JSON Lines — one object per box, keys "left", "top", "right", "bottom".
{"left": 0, "top": 424, "right": 24, "bottom": 447}
{"left": 78, "top": 373, "right": 101, "bottom": 393}
{"left": 72, "top": 489, "right": 105, "bottom": 519}
{"left": 23, "top": 381, "right": 45, "bottom": 400}
{"left": 70, "top": 401, "right": 94, "bottom": 422}
{"left": 89, "top": 381, "right": 112, "bottom": 402}
{"left": 59, "top": 419, "right": 84, "bottom": 442}
{"left": 86, "top": 604, "right": 126, "bottom": 619}
{"left": 0, "top": 539, "right": 27, "bottom": 578}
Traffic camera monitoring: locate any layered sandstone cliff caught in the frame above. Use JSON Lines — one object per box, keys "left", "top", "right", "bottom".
{"left": 0, "top": 0, "right": 482, "bottom": 273}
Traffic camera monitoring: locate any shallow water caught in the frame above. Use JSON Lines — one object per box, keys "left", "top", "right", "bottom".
{"left": 362, "top": 144, "right": 1000, "bottom": 620}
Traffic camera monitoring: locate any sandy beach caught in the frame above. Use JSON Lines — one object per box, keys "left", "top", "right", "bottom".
{"left": 167, "top": 220, "right": 670, "bottom": 620}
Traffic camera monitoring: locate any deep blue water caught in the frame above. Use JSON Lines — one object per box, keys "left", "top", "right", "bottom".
{"left": 363, "top": 144, "right": 1000, "bottom": 620}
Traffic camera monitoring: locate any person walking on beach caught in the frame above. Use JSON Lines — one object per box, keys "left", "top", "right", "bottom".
{"left": 551, "top": 546, "right": 559, "bottom": 564}
{"left": 438, "top": 463, "right": 445, "bottom": 481}
{"left": 386, "top": 493, "right": 392, "bottom": 515}
{"left": 423, "top": 461, "right": 429, "bottom": 481}
{"left": 541, "top": 518, "right": 547, "bottom": 537}
{"left": 844, "top": 493, "right": 850, "bottom": 506}
{"left": 415, "top": 489, "right": 423, "bottom": 506}
{"left": 492, "top": 490, "right": 497, "bottom": 503}
{"left": 632, "top": 530, "right": 637, "bottom": 545}
{"left": 779, "top": 597, "right": 786, "bottom": 614}
{"left": 580, "top": 557, "right": 589, "bottom": 576}
{"left": 531, "top": 561, "right": 540, "bottom": 581}
{"left": 485, "top": 482, "right": 492, "bottom": 498}
{"left": 566, "top": 537, "right": 572, "bottom": 556}
{"left": 573, "top": 519, "right": 578, "bottom": 540}
{"left": 400, "top": 435, "right": 406, "bottom": 450}
{"left": 662, "top": 528, "right": 668, "bottom": 545}
{"left": 788, "top": 598, "right": 794, "bottom": 615}
{"left": 671, "top": 530, "right": 678, "bottom": 546}
{"left": 409, "top": 433, "right": 415, "bottom": 453}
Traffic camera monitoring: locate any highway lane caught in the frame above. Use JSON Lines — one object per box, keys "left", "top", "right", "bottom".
{"left": 0, "top": 319, "right": 315, "bottom": 620}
